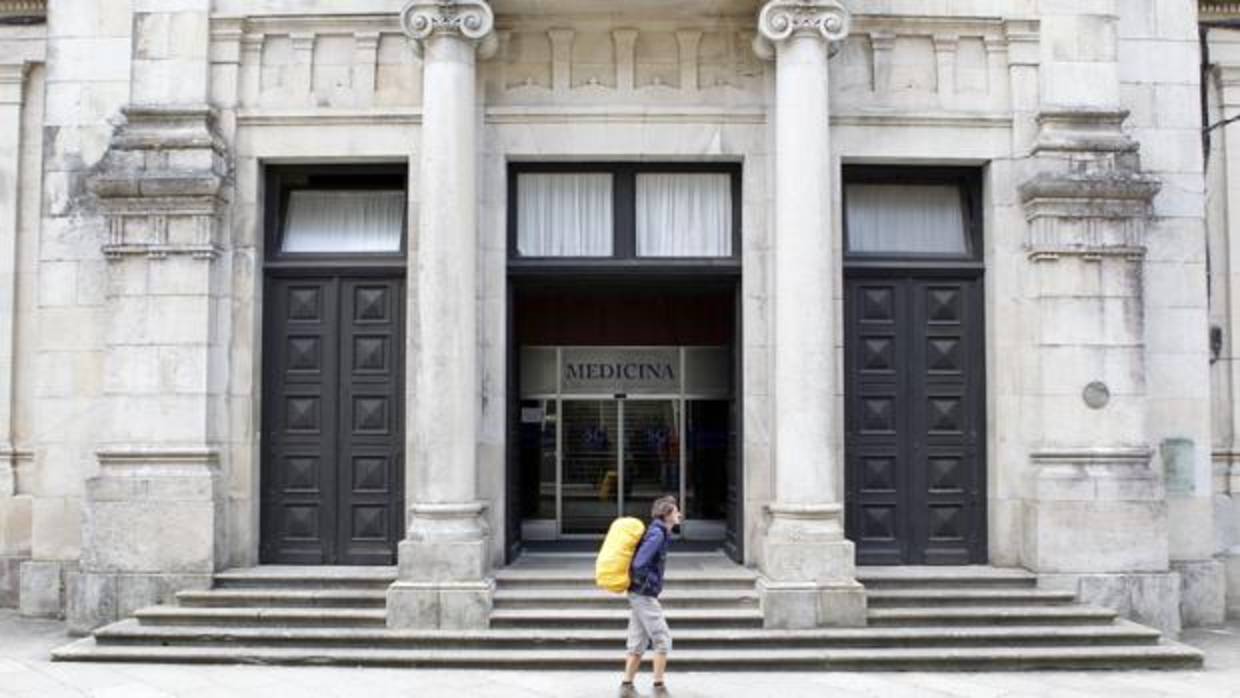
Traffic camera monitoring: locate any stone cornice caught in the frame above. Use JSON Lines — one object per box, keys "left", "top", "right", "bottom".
{"left": 753, "top": 0, "right": 851, "bottom": 61}
{"left": 400, "top": 0, "right": 498, "bottom": 59}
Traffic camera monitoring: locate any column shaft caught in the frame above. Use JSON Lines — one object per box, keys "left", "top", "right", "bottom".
{"left": 772, "top": 35, "right": 835, "bottom": 508}
{"left": 413, "top": 35, "right": 479, "bottom": 506}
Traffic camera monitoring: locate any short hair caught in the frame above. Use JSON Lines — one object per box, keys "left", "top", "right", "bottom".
{"left": 651, "top": 495, "right": 678, "bottom": 521}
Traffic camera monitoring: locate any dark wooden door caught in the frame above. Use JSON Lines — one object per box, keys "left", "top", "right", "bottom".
{"left": 261, "top": 275, "right": 405, "bottom": 565}
{"left": 844, "top": 273, "right": 985, "bottom": 565}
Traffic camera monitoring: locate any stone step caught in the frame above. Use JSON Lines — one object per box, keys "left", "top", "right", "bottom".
{"left": 52, "top": 638, "right": 1204, "bottom": 671}
{"left": 176, "top": 589, "right": 387, "bottom": 608}
{"left": 867, "top": 605, "right": 1118, "bottom": 627}
{"left": 865, "top": 589, "right": 1077, "bottom": 607}
{"left": 491, "top": 588, "right": 759, "bottom": 610}
{"left": 88, "top": 618, "right": 1164, "bottom": 651}
{"left": 493, "top": 571, "right": 758, "bottom": 591}
{"left": 489, "top": 607, "right": 766, "bottom": 629}
{"left": 134, "top": 605, "right": 387, "bottom": 628}
{"left": 856, "top": 566, "right": 1038, "bottom": 590}
{"left": 211, "top": 566, "right": 395, "bottom": 591}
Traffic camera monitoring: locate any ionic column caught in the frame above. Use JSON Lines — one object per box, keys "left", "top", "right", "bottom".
{"left": 753, "top": 0, "right": 865, "bottom": 628}
{"left": 387, "top": 0, "right": 497, "bottom": 630}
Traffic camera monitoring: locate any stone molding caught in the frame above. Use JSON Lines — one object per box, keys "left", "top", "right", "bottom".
{"left": 1019, "top": 172, "right": 1159, "bottom": 261}
{"left": 0, "top": 0, "right": 44, "bottom": 22}
{"left": 1019, "top": 108, "right": 1160, "bottom": 262}
{"left": 753, "top": 0, "right": 850, "bottom": 61}
{"left": 1033, "top": 109, "right": 1140, "bottom": 156}
{"left": 1029, "top": 447, "right": 1154, "bottom": 468}
{"left": 90, "top": 106, "right": 229, "bottom": 261}
{"left": 400, "top": 0, "right": 497, "bottom": 59}
{"left": 0, "top": 62, "right": 28, "bottom": 105}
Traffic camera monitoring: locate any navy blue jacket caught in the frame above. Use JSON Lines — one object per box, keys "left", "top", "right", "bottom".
{"left": 629, "top": 519, "right": 670, "bottom": 597}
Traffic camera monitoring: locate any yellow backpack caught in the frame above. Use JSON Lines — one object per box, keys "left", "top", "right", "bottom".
{"left": 595, "top": 517, "right": 646, "bottom": 594}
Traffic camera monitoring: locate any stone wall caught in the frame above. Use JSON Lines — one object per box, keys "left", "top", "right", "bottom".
{"left": 0, "top": 0, "right": 1227, "bottom": 632}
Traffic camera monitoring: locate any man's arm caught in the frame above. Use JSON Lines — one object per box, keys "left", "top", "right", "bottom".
{"left": 630, "top": 526, "right": 663, "bottom": 577}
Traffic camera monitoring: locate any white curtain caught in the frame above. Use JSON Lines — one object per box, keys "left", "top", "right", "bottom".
{"left": 636, "top": 173, "right": 732, "bottom": 257}
{"left": 845, "top": 183, "right": 967, "bottom": 255}
{"left": 282, "top": 190, "right": 405, "bottom": 253}
{"left": 517, "top": 173, "right": 614, "bottom": 256}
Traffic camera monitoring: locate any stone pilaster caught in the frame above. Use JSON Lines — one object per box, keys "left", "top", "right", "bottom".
{"left": 753, "top": 0, "right": 865, "bottom": 629}
{"left": 0, "top": 61, "right": 33, "bottom": 608}
{"left": 1017, "top": 108, "right": 1181, "bottom": 632}
{"left": 69, "top": 0, "right": 230, "bottom": 633}
{"left": 386, "top": 0, "right": 495, "bottom": 630}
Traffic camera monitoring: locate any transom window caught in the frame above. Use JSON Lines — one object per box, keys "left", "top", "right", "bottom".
{"left": 843, "top": 167, "right": 980, "bottom": 262}
{"left": 510, "top": 164, "right": 740, "bottom": 260}
{"left": 267, "top": 166, "right": 408, "bottom": 261}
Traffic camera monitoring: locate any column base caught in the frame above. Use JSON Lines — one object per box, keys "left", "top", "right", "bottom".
{"left": 1172, "top": 559, "right": 1226, "bottom": 627}
{"left": 1039, "top": 571, "right": 1182, "bottom": 636}
{"left": 387, "top": 502, "right": 493, "bottom": 629}
{"left": 386, "top": 580, "right": 493, "bottom": 630}
{"left": 19, "top": 560, "right": 67, "bottom": 618}
{"left": 758, "top": 577, "right": 866, "bottom": 628}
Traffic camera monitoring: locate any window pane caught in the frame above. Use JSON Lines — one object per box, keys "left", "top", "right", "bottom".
{"left": 281, "top": 190, "right": 404, "bottom": 253}
{"left": 845, "top": 183, "right": 968, "bottom": 255}
{"left": 636, "top": 173, "right": 732, "bottom": 257}
{"left": 517, "top": 173, "right": 613, "bottom": 256}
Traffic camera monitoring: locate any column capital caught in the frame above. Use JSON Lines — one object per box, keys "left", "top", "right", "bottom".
{"left": 400, "top": 0, "right": 497, "bottom": 60}
{"left": 754, "top": 0, "right": 851, "bottom": 60}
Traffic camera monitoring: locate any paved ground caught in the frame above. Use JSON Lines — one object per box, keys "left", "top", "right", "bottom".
{"left": 1, "top": 611, "right": 1238, "bottom": 697}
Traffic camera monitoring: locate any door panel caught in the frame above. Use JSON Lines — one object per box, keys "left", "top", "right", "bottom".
{"left": 845, "top": 274, "right": 985, "bottom": 565}
{"left": 561, "top": 400, "right": 620, "bottom": 534}
{"left": 621, "top": 400, "right": 680, "bottom": 522}
{"left": 262, "top": 274, "right": 405, "bottom": 565}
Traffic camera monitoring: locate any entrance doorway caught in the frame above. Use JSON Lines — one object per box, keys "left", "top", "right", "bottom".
{"left": 841, "top": 167, "right": 987, "bottom": 565}
{"left": 259, "top": 166, "right": 407, "bottom": 565}
{"left": 518, "top": 345, "right": 733, "bottom": 540}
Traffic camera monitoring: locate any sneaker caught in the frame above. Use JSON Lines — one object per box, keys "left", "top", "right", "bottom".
{"left": 652, "top": 684, "right": 671, "bottom": 697}
{"left": 619, "top": 682, "right": 640, "bottom": 698}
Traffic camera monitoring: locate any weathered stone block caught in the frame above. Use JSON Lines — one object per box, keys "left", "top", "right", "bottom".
{"left": 1174, "top": 559, "right": 1226, "bottom": 627}
{"left": 386, "top": 580, "right": 493, "bottom": 629}
{"left": 82, "top": 470, "right": 217, "bottom": 574}
{"left": 762, "top": 538, "right": 855, "bottom": 583}
{"left": 0, "top": 495, "right": 32, "bottom": 556}
{"left": 758, "top": 578, "right": 866, "bottom": 629}
{"left": 396, "top": 538, "right": 488, "bottom": 583}
{"left": 65, "top": 570, "right": 118, "bottom": 634}
{"left": 1223, "top": 551, "right": 1240, "bottom": 620}
{"left": 0, "top": 555, "right": 25, "bottom": 607}
{"left": 19, "top": 560, "right": 63, "bottom": 618}
{"left": 1040, "top": 571, "right": 1182, "bottom": 636}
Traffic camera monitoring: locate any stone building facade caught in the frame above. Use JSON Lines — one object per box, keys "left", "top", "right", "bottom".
{"left": 0, "top": 0, "right": 1234, "bottom": 636}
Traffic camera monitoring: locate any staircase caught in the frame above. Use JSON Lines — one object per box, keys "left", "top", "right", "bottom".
{"left": 52, "top": 552, "right": 1203, "bottom": 670}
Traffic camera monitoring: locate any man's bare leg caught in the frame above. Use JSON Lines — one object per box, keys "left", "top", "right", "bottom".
{"left": 624, "top": 653, "right": 641, "bottom": 682}
{"left": 652, "top": 653, "right": 667, "bottom": 684}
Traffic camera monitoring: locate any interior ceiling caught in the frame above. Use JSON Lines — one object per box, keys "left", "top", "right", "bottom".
{"left": 490, "top": 0, "right": 761, "bottom": 19}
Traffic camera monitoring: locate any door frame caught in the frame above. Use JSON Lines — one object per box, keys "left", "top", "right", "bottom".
{"left": 258, "top": 164, "right": 409, "bottom": 565}
{"left": 841, "top": 164, "right": 987, "bottom": 565}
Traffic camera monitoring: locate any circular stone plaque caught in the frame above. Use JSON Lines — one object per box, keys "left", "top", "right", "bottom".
{"left": 1082, "top": 381, "right": 1110, "bottom": 409}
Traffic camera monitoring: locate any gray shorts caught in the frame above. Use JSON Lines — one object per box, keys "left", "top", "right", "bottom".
{"left": 625, "top": 592, "right": 672, "bottom": 656}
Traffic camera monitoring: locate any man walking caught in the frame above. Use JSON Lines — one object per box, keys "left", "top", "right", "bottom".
{"left": 620, "top": 495, "right": 683, "bottom": 698}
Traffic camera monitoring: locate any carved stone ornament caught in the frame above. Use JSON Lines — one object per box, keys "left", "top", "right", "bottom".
{"left": 400, "top": 0, "right": 497, "bottom": 60}
{"left": 754, "top": 0, "right": 851, "bottom": 60}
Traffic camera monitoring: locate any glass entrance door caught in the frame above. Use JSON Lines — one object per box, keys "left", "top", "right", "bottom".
{"left": 561, "top": 400, "right": 620, "bottom": 534}
{"left": 560, "top": 398, "right": 680, "bottom": 535}
{"left": 621, "top": 400, "right": 681, "bottom": 522}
